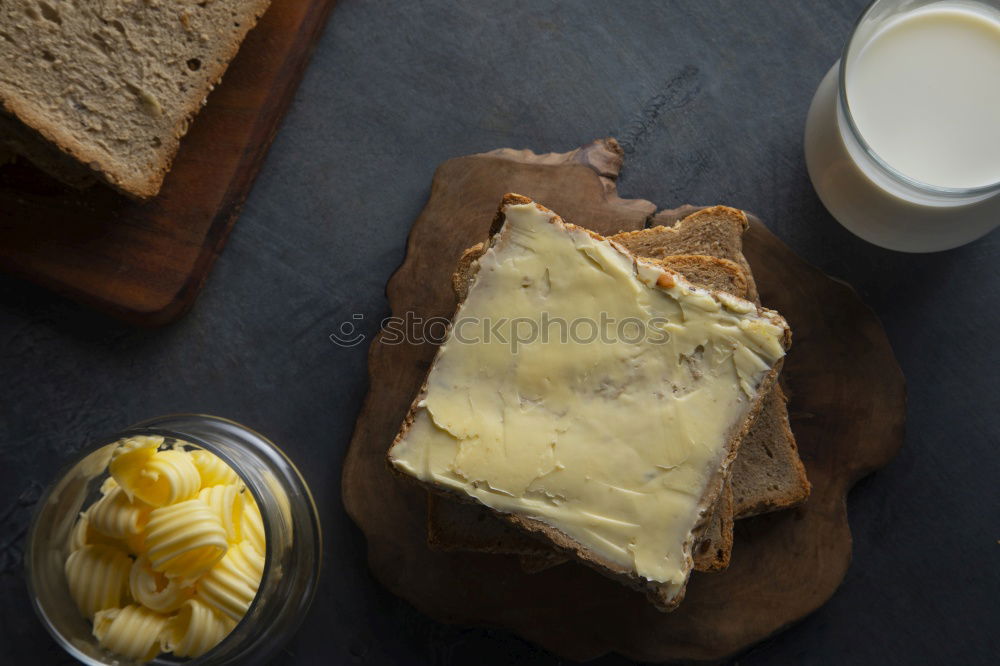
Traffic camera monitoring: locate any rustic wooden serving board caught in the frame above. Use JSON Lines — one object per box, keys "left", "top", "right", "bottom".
{"left": 341, "top": 139, "right": 906, "bottom": 662}
{"left": 0, "top": 0, "right": 336, "bottom": 326}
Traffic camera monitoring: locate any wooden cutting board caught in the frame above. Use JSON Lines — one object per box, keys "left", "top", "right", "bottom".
{"left": 0, "top": 0, "right": 336, "bottom": 326}
{"left": 341, "top": 138, "right": 906, "bottom": 662}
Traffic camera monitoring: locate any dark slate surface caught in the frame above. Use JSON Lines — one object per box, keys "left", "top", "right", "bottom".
{"left": 1, "top": 1, "right": 997, "bottom": 664}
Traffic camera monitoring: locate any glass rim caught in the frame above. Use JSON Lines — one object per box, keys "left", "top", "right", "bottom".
{"left": 838, "top": 0, "right": 1000, "bottom": 197}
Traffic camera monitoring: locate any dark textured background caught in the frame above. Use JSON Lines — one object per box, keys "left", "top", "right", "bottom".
{"left": 1, "top": 1, "right": 997, "bottom": 664}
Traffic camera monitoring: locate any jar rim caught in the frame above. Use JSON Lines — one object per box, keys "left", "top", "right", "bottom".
{"left": 25, "top": 414, "right": 322, "bottom": 666}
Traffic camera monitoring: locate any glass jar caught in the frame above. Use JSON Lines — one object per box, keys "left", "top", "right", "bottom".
{"left": 804, "top": 0, "right": 1000, "bottom": 252}
{"left": 25, "top": 414, "right": 322, "bottom": 665}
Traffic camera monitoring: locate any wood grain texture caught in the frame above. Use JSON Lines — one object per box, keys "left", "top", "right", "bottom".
{"left": 341, "top": 139, "right": 905, "bottom": 662}
{"left": 0, "top": 0, "right": 336, "bottom": 326}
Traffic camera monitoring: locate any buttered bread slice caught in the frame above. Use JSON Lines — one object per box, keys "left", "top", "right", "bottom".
{"left": 389, "top": 194, "right": 790, "bottom": 610}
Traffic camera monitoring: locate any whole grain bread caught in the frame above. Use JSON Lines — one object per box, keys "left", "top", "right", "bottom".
{"left": 614, "top": 206, "right": 760, "bottom": 302}
{"left": 729, "top": 384, "right": 808, "bottom": 516}
{"left": 0, "top": 0, "right": 272, "bottom": 198}
{"left": 436, "top": 250, "right": 752, "bottom": 573}
{"left": 390, "top": 194, "right": 791, "bottom": 611}
{"left": 429, "top": 215, "right": 810, "bottom": 570}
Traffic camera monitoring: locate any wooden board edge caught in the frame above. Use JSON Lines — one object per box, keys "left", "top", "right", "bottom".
{"left": 0, "top": 0, "right": 338, "bottom": 327}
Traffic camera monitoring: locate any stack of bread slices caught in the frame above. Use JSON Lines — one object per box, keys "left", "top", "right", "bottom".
{"left": 388, "top": 195, "right": 810, "bottom": 610}
{"left": 0, "top": 0, "right": 272, "bottom": 198}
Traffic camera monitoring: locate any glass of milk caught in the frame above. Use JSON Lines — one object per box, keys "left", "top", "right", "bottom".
{"left": 804, "top": 0, "right": 1000, "bottom": 252}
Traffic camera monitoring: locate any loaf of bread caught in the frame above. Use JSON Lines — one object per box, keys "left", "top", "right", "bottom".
{"left": 389, "top": 194, "right": 792, "bottom": 610}
{"left": 0, "top": 0, "right": 272, "bottom": 198}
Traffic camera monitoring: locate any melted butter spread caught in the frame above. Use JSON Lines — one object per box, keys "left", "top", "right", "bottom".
{"left": 389, "top": 202, "right": 787, "bottom": 596}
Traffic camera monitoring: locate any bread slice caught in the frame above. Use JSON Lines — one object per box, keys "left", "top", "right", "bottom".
{"left": 431, "top": 251, "right": 751, "bottom": 573}
{"left": 389, "top": 194, "right": 791, "bottom": 610}
{"left": 0, "top": 0, "right": 272, "bottom": 198}
{"left": 425, "top": 213, "right": 810, "bottom": 569}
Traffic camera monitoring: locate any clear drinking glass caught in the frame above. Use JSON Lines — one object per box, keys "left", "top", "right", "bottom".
{"left": 804, "top": 0, "right": 1000, "bottom": 252}
{"left": 25, "top": 414, "right": 322, "bottom": 665}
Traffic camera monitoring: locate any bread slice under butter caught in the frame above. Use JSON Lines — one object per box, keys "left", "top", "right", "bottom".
{"left": 0, "top": 0, "right": 272, "bottom": 198}
{"left": 428, "top": 252, "right": 751, "bottom": 574}
{"left": 425, "top": 207, "right": 809, "bottom": 576}
{"left": 388, "top": 194, "right": 791, "bottom": 610}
